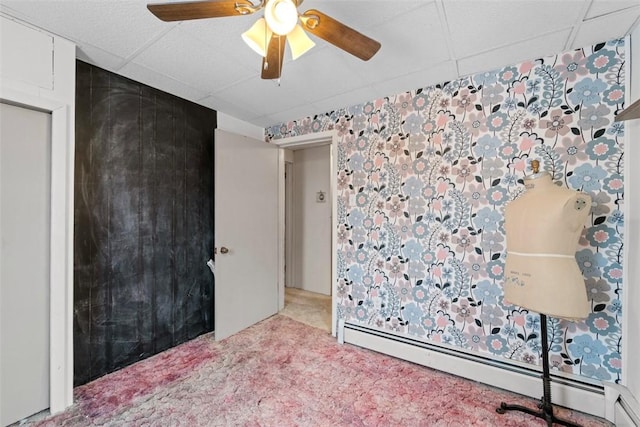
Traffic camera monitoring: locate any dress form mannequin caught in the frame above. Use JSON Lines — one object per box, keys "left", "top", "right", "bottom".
{"left": 497, "top": 160, "right": 591, "bottom": 427}
{"left": 503, "top": 161, "right": 591, "bottom": 320}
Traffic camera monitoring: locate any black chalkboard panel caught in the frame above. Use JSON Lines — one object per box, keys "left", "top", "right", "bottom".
{"left": 74, "top": 61, "right": 215, "bottom": 385}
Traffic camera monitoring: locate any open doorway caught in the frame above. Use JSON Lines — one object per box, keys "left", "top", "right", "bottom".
{"left": 274, "top": 130, "right": 338, "bottom": 336}
{"left": 280, "top": 145, "right": 332, "bottom": 332}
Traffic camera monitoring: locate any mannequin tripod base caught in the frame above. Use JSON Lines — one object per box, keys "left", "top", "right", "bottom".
{"left": 496, "top": 400, "right": 582, "bottom": 427}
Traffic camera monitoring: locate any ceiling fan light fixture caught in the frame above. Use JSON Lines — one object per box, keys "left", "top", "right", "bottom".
{"left": 264, "top": 0, "right": 298, "bottom": 35}
{"left": 287, "top": 24, "right": 315, "bottom": 60}
{"left": 242, "top": 17, "right": 272, "bottom": 57}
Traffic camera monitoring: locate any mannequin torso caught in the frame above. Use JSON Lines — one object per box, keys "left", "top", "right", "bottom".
{"left": 503, "top": 172, "right": 591, "bottom": 320}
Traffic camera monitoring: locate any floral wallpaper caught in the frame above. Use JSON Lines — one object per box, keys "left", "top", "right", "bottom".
{"left": 267, "top": 39, "right": 625, "bottom": 382}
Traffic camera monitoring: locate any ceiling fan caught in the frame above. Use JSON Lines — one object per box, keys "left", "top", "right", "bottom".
{"left": 147, "top": 0, "right": 381, "bottom": 80}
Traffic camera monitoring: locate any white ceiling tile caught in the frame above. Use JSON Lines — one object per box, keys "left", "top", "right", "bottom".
{"left": 76, "top": 44, "right": 127, "bottom": 70}
{"left": 457, "top": 28, "right": 572, "bottom": 78}
{"left": 444, "top": 1, "right": 585, "bottom": 59}
{"left": 371, "top": 61, "right": 459, "bottom": 98}
{"left": 573, "top": 7, "right": 640, "bottom": 48}
{"left": 131, "top": 26, "right": 256, "bottom": 93}
{"left": 1, "top": 0, "right": 174, "bottom": 59}
{"left": 586, "top": 0, "right": 640, "bottom": 19}
{"left": 117, "top": 61, "right": 209, "bottom": 103}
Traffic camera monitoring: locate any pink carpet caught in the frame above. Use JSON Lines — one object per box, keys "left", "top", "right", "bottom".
{"left": 32, "top": 315, "right": 611, "bottom": 426}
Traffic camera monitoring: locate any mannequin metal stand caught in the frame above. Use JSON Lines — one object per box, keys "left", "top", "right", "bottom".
{"left": 496, "top": 313, "right": 582, "bottom": 427}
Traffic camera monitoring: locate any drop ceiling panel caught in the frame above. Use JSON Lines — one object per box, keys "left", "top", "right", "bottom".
{"left": 117, "top": 61, "right": 209, "bottom": 103}
{"left": 197, "top": 94, "right": 262, "bottom": 123}
{"left": 343, "top": 2, "right": 450, "bottom": 86}
{"left": 573, "top": 7, "right": 640, "bottom": 48}
{"left": 585, "top": 0, "right": 640, "bottom": 19}
{"left": 444, "top": 1, "right": 584, "bottom": 59}
{"left": 2, "top": 0, "right": 170, "bottom": 59}
{"left": 370, "top": 61, "right": 459, "bottom": 99}
{"left": 213, "top": 74, "right": 317, "bottom": 118}
{"left": 457, "top": 29, "right": 572, "bottom": 78}
{"left": 131, "top": 26, "right": 256, "bottom": 93}
{"left": 175, "top": 15, "right": 265, "bottom": 71}
{"left": 76, "top": 45, "right": 127, "bottom": 71}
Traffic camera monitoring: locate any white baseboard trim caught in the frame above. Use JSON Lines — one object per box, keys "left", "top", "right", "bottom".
{"left": 603, "top": 383, "right": 640, "bottom": 426}
{"left": 343, "top": 322, "right": 605, "bottom": 418}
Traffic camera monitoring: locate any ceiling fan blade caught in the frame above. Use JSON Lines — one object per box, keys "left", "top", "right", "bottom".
{"left": 300, "top": 9, "right": 381, "bottom": 61}
{"left": 261, "top": 34, "right": 285, "bottom": 79}
{"left": 147, "top": 0, "right": 255, "bottom": 22}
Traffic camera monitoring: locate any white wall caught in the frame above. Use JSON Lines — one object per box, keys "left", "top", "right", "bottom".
{"left": 0, "top": 14, "right": 75, "bottom": 413}
{"left": 623, "top": 26, "right": 640, "bottom": 406}
{"left": 217, "top": 112, "right": 264, "bottom": 141}
{"left": 292, "top": 145, "right": 331, "bottom": 295}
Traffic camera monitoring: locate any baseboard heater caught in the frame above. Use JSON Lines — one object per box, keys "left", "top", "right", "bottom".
{"left": 341, "top": 321, "right": 606, "bottom": 419}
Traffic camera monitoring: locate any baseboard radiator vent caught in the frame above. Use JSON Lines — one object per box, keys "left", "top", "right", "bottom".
{"left": 604, "top": 383, "right": 640, "bottom": 426}
{"left": 341, "top": 321, "right": 606, "bottom": 419}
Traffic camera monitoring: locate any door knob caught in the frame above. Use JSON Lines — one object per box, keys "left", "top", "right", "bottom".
{"left": 220, "top": 247, "right": 229, "bottom": 254}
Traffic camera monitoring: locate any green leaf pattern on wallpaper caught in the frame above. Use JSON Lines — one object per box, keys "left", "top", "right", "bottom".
{"left": 268, "top": 38, "right": 625, "bottom": 382}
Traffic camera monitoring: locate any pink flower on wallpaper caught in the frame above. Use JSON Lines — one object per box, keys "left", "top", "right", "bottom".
{"left": 540, "top": 108, "right": 573, "bottom": 138}
{"left": 555, "top": 50, "right": 588, "bottom": 82}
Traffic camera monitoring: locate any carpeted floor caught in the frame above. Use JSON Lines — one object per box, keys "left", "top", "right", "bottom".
{"left": 27, "top": 315, "right": 611, "bottom": 427}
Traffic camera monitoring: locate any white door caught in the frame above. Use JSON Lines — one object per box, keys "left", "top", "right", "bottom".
{"left": 214, "top": 129, "right": 279, "bottom": 340}
{"left": 0, "top": 103, "right": 51, "bottom": 425}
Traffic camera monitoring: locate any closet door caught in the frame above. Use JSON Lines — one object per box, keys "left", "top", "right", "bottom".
{"left": 0, "top": 102, "right": 51, "bottom": 425}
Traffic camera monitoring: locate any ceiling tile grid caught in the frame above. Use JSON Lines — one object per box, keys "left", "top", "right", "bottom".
{"left": 2, "top": 0, "right": 639, "bottom": 127}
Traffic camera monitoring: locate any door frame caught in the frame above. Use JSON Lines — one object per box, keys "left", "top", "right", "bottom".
{"left": 0, "top": 88, "right": 74, "bottom": 413}
{"left": 273, "top": 130, "right": 338, "bottom": 336}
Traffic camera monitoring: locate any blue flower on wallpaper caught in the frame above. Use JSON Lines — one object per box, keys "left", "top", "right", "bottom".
{"left": 603, "top": 173, "right": 624, "bottom": 194}
{"left": 586, "top": 225, "right": 618, "bottom": 247}
{"left": 269, "top": 39, "right": 625, "bottom": 383}
{"left": 473, "top": 207, "right": 502, "bottom": 232}
{"left": 486, "top": 111, "right": 509, "bottom": 132}
{"left": 603, "top": 84, "right": 624, "bottom": 106}
{"left": 586, "top": 312, "right": 619, "bottom": 335}
{"left": 568, "top": 78, "right": 607, "bottom": 106}
{"left": 486, "top": 334, "right": 509, "bottom": 355}
{"left": 586, "top": 49, "right": 617, "bottom": 74}
{"left": 404, "top": 113, "right": 423, "bottom": 134}
{"left": 348, "top": 265, "right": 365, "bottom": 284}
{"left": 569, "top": 334, "right": 608, "bottom": 364}
{"left": 498, "top": 66, "right": 519, "bottom": 85}
{"left": 581, "top": 364, "right": 611, "bottom": 381}
{"left": 576, "top": 249, "right": 607, "bottom": 278}
{"left": 604, "top": 262, "right": 623, "bottom": 282}
{"left": 349, "top": 209, "right": 366, "bottom": 228}
{"left": 604, "top": 352, "right": 622, "bottom": 374}
{"left": 402, "top": 239, "right": 423, "bottom": 261}
{"left": 474, "top": 280, "right": 501, "bottom": 303}
{"left": 354, "top": 305, "right": 369, "bottom": 322}
{"left": 486, "top": 186, "right": 508, "bottom": 205}
{"left": 487, "top": 259, "right": 505, "bottom": 281}
{"left": 474, "top": 70, "right": 498, "bottom": 86}
{"left": 403, "top": 176, "right": 424, "bottom": 198}
{"left": 586, "top": 137, "right": 616, "bottom": 161}
{"left": 474, "top": 135, "right": 502, "bottom": 159}
{"left": 403, "top": 302, "right": 424, "bottom": 324}
{"left": 349, "top": 153, "right": 365, "bottom": 170}
{"left": 568, "top": 164, "right": 607, "bottom": 191}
